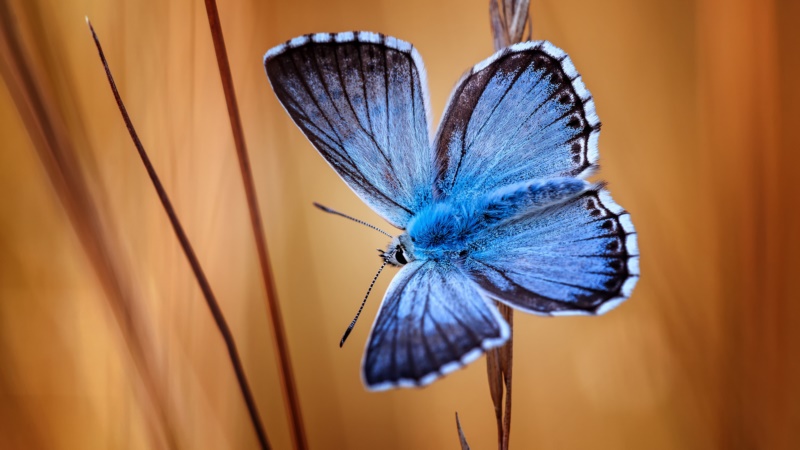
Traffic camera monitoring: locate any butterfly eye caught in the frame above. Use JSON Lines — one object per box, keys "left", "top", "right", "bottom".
{"left": 395, "top": 246, "right": 407, "bottom": 265}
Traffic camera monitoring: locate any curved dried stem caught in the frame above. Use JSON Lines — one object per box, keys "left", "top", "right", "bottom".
{"left": 455, "top": 412, "right": 472, "bottom": 450}
{"left": 490, "top": 0, "right": 532, "bottom": 49}
{"left": 87, "top": 20, "right": 270, "bottom": 450}
{"left": 201, "top": 2, "right": 308, "bottom": 449}
{"left": 487, "top": 304, "right": 514, "bottom": 450}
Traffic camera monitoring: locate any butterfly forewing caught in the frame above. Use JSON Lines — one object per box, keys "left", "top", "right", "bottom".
{"left": 265, "top": 33, "right": 434, "bottom": 229}
{"left": 363, "top": 261, "right": 509, "bottom": 391}
{"left": 463, "top": 187, "right": 639, "bottom": 315}
{"left": 434, "top": 41, "right": 600, "bottom": 200}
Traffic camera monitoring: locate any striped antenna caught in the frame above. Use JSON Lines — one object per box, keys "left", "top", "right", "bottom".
{"left": 340, "top": 260, "right": 388, "bottom": 347}
{"left": 313, "top": 202, "right": 393, "bottom": 238}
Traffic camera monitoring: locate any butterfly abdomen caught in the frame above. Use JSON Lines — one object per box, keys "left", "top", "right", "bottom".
{"left": 406, "top": 177, "right": 588, "bottom": 262}
{"left": 476, "top": 177, "right": 589, "bottom": 221}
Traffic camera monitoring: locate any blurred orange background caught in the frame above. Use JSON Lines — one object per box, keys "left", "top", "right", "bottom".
{"left": 1, "top": 0, "right": 799, "bottom": 448}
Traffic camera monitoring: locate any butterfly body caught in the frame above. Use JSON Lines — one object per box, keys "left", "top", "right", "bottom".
{"left": 264, "top": 32, "right": 639, "bottom": 390}
{"left": 396, "top": 177, "right": 589, "bottom": 264}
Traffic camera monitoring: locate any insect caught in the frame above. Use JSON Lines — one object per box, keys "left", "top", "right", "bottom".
{"left": 264, "top": 32, "right": 639, "bottom": 391}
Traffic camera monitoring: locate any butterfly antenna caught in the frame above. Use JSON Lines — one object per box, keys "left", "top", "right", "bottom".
{"left": 340, "top": 260, "right": 388, "bottom": 347}
{"left": 313, "top": 202, "right": 392, "bottom": 238}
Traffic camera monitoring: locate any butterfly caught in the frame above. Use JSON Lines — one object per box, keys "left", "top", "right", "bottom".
{"left": 263, "top": 32, "right": 639, "bottom": 391}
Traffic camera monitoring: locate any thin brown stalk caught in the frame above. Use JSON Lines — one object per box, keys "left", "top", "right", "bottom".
{"left": 490, "top": 0, "right": 531, "bottom": 48}
{"left": 455, "top": 413, "right": 472, "bottom": 450}
{"left": 486, "top": 346, "right": 504, "bottom": 442}
{"left": 485, "top": 2, "right": 532, "bottom": 448}
{"left": 489, "top": 0, "right": 509, "bottom": 50}
{"left": 86, "top": 19, "right": 270, "bottom": 450}
{"left": 508, "top": 0, "right": 530, "bottom": 43}
{"left": 200, "top": 2, "right": 307, "bottom": 449}
{"left": 0, "top": 3, "right": 176, "bottom": 449}
{"left": 486, "top": 304, "right": 514, "bottom": 450}
{"left": 498, "top": 304, "right": 514, "bottom": 450}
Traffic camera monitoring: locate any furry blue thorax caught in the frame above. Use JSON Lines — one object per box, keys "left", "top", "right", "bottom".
{"left": 405, "top": 177, "right": 588, "bottom": 262}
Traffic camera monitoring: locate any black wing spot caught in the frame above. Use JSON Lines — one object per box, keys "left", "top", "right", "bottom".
{"left": 567, "top": 114, "right": 583, "bottom": 129}
{"left": 604, "top": 278, "right": 622, "bottom": 290}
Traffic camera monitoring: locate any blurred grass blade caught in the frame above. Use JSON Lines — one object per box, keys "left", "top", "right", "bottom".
{"left": 498, "top": 304, "right": 514, "bottom": 450}
{"left": 489, "top": 0, "right": 509, "bottom": 50}
{"left": 490, "top": 0, "right": 531, "bottom": 48}
{"left": 86, "top": 19, "right": 270, "bottom": 450}
{"left": 0, "top": 2, "right": 176, "bottom": 448}
{"left": 486, "top": 345, "right": 504, "bottom": 445}
{"left": 455, "top": 412, "right": 471, "bottom": 450}
{"left": 508, "top": 0, "right": 530, "bottom": 43}
{"left": 201, "top": 2, "right": 307, "bottom": 448}
{"left": 487, "top": 303, "right": 514, "bottom": 450}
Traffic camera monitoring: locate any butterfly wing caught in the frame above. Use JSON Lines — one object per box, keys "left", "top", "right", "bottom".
{"left": 434, "top": 41, "right": 600, "bottom": 199}
{"left": 264, "top": 32, "right": 434, "bottom": 228}
{"left": 462, "top": 186, "right": 639, "bottom": 315}
{"left": 363, "top": 261, "right": 509, "bottom": 390}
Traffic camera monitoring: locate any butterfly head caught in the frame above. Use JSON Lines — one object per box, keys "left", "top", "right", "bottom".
{"left": 382, "top": 234, "right": 416, "bottom": 266}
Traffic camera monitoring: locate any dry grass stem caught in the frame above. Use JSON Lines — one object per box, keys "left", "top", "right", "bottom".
{"left": 86, "top": 19, "right": 270, "bottom": 450}
{"left": 486, "top": 303, "right": 514, "bottom": 450}
{"left": 490, "top": 0, "right": 531, "bottom": 49}
{"left": 201, "top": 2, "right": 307, "bottom": 448}
{"left": 485, "top": 345, "right": 504, "bottom": 441}
{"left": 455, "top": 412, "right": 472, "bottom": 450}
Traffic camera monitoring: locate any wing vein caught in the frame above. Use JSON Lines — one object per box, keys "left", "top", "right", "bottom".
{"left": 382, "top": 45, "right": 391, "bottom": 166}
{"left": 332, "top": 44, "right": 392, "bottom": 166}
{"left": 471, "top": 259, "right": 583, "bottom": 308}
{"left": 286, "top": 52, "right": 348, "bottom": 153}
{"left": 418, "top": 296, "right": 440, "bottom": 378}
{"left": 432, "top": 270, "right": 484, "bottom": 344}
{"left": 451, "top": 62, "right": 502, "bottom": 187}
{"left": 276, "top": 58, "right": 346, "bottom": 152}
{"left": 427, "top": 305, "right": 458, "bottom": 363}
{"left": 356, "top": 44, "right": 374, "bottom": 142}
{"left": 463, "top": 56, "right": 527, "bottom": 155}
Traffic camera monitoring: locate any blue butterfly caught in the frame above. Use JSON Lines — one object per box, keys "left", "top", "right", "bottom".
{"left": 264, "top": 32, "right": 639, "bottom": 391}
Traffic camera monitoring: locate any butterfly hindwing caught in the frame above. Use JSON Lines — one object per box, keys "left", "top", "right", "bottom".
{"left": 265, "top": 32, "right": 434, "bottom": 228}
{"left": 363, "top": 261, "right": 509, "bottom": 390}
{"left": 463, "top": 186, "right": 638, "bottom": 315}
{"left": 434, "top": 41, "right": 600, "bottom": 200}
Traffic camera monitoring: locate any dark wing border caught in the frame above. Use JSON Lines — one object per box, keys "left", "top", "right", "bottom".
{"left": 472, "top": 187, "right": 639, "bottom": 317}
{"left": 264, "top": 31, "right": 434, "bottom": 141}
{"left": 362, "top": 261, "right": 510, "bottom": 391}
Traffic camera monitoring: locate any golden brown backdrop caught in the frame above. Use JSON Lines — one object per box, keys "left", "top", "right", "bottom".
{"left": 1, "top": 0, "right": 798, "bottom": 449}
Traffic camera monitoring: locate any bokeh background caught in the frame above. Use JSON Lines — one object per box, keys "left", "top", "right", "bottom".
{"left": 1, "top": 0, "right": 799, "bottom": 448}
